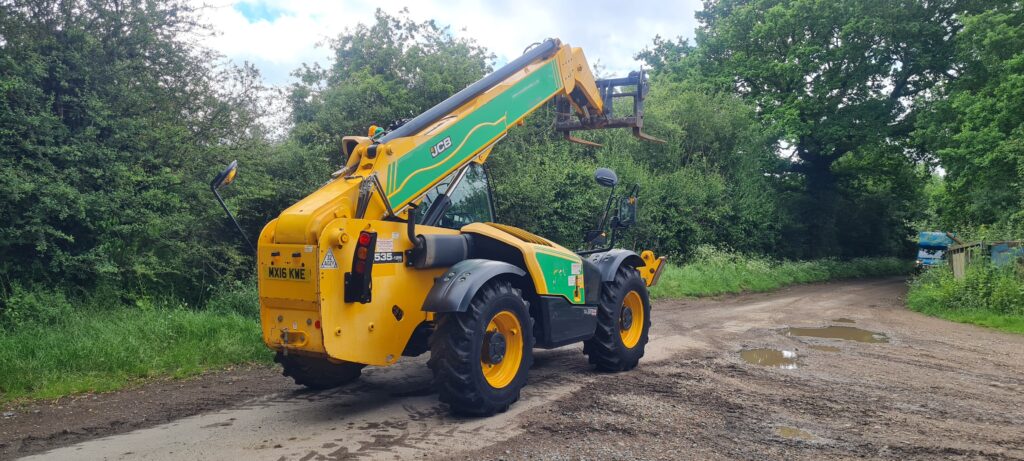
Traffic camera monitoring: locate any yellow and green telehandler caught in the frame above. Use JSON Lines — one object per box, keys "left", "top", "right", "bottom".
{"left": 211, "top": 38, "right": 666, "bottom": 416}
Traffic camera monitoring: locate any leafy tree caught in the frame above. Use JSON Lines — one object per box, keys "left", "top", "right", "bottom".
{"left": 680, "top": 0, "right": 988, "bottom": 256}
{"left": 0, "top": 0, "right": 268, "bottom": 302}
{"left": 914, "top": 3, "right": 1024, "bottom": 233}
{"left": 289, "top": 9, "right": 493, "bottom": 162}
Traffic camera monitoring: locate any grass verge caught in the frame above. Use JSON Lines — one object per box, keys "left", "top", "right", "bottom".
{"left": 907, "top": 263, "right": 1024, "bottom": 335}
{"left": 650, "top": 247, "right": 911, "bottom": 299}
{"left": 0, "top": 284, "right": 271, "bottom": 403}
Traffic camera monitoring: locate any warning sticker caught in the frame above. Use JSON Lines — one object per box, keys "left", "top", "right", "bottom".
{"left": 376, "top": 238, "right": 394, "bottom": 252}
{"left": 568, "top": 275, "right": 577, "bottom": 286}
{"left": 320, "top": 248, "right": 338, "bottom": 269}
{"left": 571, "top": 263, "right": 582, "bottom": 275}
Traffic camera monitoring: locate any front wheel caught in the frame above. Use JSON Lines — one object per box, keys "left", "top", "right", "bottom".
{"left": 428, "top": 280, "right": 535, "bottom": 416}
{"left": 584, "top": 266, "right": 651, "bottom": 371}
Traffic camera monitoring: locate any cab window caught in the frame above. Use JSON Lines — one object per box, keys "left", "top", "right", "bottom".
{"left": 439, "top": 163, "right": 494, "bottom": 228}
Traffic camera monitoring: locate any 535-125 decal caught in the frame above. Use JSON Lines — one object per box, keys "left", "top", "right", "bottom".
{"left": 373, "top": 252, "right": 404, "bottom": 264}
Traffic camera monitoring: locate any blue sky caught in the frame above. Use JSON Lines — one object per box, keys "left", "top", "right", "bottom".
{"left": 196, "top": 0, "right": 703, "bottom": 86}
{"left": 232, "top": 1, "right": 287, "bottom": 22}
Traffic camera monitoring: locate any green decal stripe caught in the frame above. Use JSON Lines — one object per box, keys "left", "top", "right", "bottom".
{"left": 533, "top": 247, "right": 582, "bottom": 302}
{"left": 535, "top": 246, "right": 581, "bottom": 262}
{"left": 387, "top": 162, "right": 395, "bottom": 194}
{"left": 387, "top": 60, "right": 562, "bottom": 206}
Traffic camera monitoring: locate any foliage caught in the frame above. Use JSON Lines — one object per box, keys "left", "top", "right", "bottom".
{"left": 907, "top": 263, "right": 1024, "bottom": 334}
{"left": 914, "top": 3, "right": 1024, "bottom": 232}
{"left": 0, "top": 288, "right": 270, "bottom": 402}
{"left": 0, "top": 284, "right": 73, "bottom": 329}
{"left": 654, "top": 0, "right": 991, "bottom": 257}
{"left": 650, "top": 246, "right": 910, "bottom": 299}
{"left": 289, "top": 9, "right": 493, "bottom": 162}
{"left": 0, "top": 0, "right": 270, "bottom": 305}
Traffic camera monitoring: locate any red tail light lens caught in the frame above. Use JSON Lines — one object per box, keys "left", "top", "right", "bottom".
{"left": 345, "top": 230, "right": 377, "bottom": 304}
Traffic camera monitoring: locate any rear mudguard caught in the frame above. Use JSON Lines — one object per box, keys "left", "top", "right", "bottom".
{"left": 422, "top": 259, "right": 526, "bottom": 313}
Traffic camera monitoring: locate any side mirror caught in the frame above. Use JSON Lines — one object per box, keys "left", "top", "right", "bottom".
{"left": 208, "top": 160, "right": 254, "bottom": 251}
{"left": 211, "top": 160, "right": 238, "bottom": 190}
{"left": 594, "top": 167, "right": 618, "bottom": 188}
{"left": 615, "top": 194, "right": 638, "bottom": 228}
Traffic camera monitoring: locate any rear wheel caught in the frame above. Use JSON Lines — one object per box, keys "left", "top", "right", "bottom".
{"left": 428, "top": 280, "right": 534, "bottom": 416}
{"left": 275, "top": 352, "right": 364, "bottom": 390}
{"left": 584, "top": 265, "right": 651, "bottom": 371}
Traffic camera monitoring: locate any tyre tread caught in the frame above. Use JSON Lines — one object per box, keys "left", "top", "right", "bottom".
{"left": 583, "top": 265, "right": 650, "bottom": 372}
{"left": 428, "top": 280, "right": 534, "bottom": 416}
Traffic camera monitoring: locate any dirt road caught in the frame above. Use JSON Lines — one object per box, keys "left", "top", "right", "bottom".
{"left": 4, "top": 277, "right": 1024, "bottom": 460}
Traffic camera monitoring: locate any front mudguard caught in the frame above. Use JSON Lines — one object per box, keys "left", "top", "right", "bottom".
{"left": 584, "top": 249, "right": 645, "bottom": 282}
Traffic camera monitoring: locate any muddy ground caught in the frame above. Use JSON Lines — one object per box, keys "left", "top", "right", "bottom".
{"left": 3, "top": 277, "right": 1023, "bottom": 460}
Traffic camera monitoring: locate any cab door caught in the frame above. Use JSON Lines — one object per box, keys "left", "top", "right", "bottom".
{"left": 418, "top": 163, "right": 495, "bottom": 229}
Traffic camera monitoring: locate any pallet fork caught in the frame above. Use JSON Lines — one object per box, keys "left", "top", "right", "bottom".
{"left": 555, "top": 69, "right": 665, "bottom": 147}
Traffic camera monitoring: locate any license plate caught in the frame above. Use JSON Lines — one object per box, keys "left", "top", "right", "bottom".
{"left": 267, "top": 266, "right": 309, "bottom": 282}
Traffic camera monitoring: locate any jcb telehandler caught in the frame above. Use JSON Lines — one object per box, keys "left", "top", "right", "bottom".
{"left": 211, "top": 38, "right": 666, "bottom": 416}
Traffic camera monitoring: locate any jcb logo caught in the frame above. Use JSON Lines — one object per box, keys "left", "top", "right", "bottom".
{"left": 429, "top": 137, "right": 452, "bottom": 158}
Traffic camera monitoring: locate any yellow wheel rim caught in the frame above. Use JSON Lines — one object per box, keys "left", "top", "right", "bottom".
{"left": 619, "top": 291, "right": 644, "bottom": 348}
{"left": 481, "top": 311, "right": 524, "bottom": 389}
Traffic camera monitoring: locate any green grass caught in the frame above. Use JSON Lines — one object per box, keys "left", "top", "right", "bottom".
{"left": 650, "top": 247, "right": 911, "bottom": 299}
{"left": 907, "top": 263, "right": 1024, "bottom": 335}
{"left": 0, "top": 284, "right": 271, "bottom": 403}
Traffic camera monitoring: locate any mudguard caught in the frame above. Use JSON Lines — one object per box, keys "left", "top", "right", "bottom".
{"left": 422, "top": 259, "right": 526, "bottom": 313}
{"left": 584, "top": 249, "right": 645, "bottom": 282}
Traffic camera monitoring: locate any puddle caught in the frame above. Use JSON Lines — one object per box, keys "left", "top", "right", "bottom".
{"left": 776, "top": 426, "right": 816, "bottom": 441}
{"left": 784, "top": 326, "right": 888, "bottom": 343}
{"left": 740, "top": 349, "right": 798, "bottom": 369}
{"left": 832, "top": 318, "right": 856, "bottom": 323}
{"left": 808, "top": 345, "right": 840, "bottom": 352}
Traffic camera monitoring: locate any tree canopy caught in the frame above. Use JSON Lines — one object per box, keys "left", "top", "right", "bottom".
{"left": 914, "top": 2, "right": 1024, "bottom": 234}
{"left": 656, "top": 0, "right": 994, "bottom": 256}
{"left": 0, "top": 0, "right": 269, "bottom": 301}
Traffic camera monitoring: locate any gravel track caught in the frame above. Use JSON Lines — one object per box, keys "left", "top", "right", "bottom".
{"left": 4, "top": 277, "right": 1023, "bottom": 460}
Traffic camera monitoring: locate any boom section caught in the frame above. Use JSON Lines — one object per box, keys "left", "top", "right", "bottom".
{"left": 371, "top": 39, "right": 602, "bottom": 213}
{"left": 271, "top": 38, "right": 640, "bottom": 245}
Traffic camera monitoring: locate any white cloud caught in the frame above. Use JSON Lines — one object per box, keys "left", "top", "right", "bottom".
{"left": 193, "top": 0, "right": 702, "bottom": 86}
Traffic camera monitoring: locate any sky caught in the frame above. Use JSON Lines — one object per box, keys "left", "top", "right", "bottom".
{"left": 194, "top": 0, "right": 703, "bottom": 86}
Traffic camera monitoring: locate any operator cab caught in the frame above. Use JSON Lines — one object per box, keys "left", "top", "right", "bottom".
{"left": 416, "top": 163, "right": 495, "bottom": 229}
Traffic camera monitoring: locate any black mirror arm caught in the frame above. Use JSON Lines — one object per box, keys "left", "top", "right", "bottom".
{"left": 596, "top": 184, "right": 616, "bottom": 235}
{"left": 605, "top": 184, "right": 640, "bottom": 250}
{"left": 211, "top": 183, "right": 255, "bottom": 253}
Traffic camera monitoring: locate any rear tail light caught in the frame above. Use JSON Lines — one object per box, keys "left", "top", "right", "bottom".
{"left": 344, "top": 231, "right": 377, "bottom": 303}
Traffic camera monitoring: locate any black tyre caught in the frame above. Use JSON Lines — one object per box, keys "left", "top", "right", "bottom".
{"left": 428, "top": 279, "right": 535, "bottom": 416}
{"left": 584, "top": 265, "right": 651, "bottom": 371}
{"left": 275, "top": 352, "right": 364, "bottom": 390}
